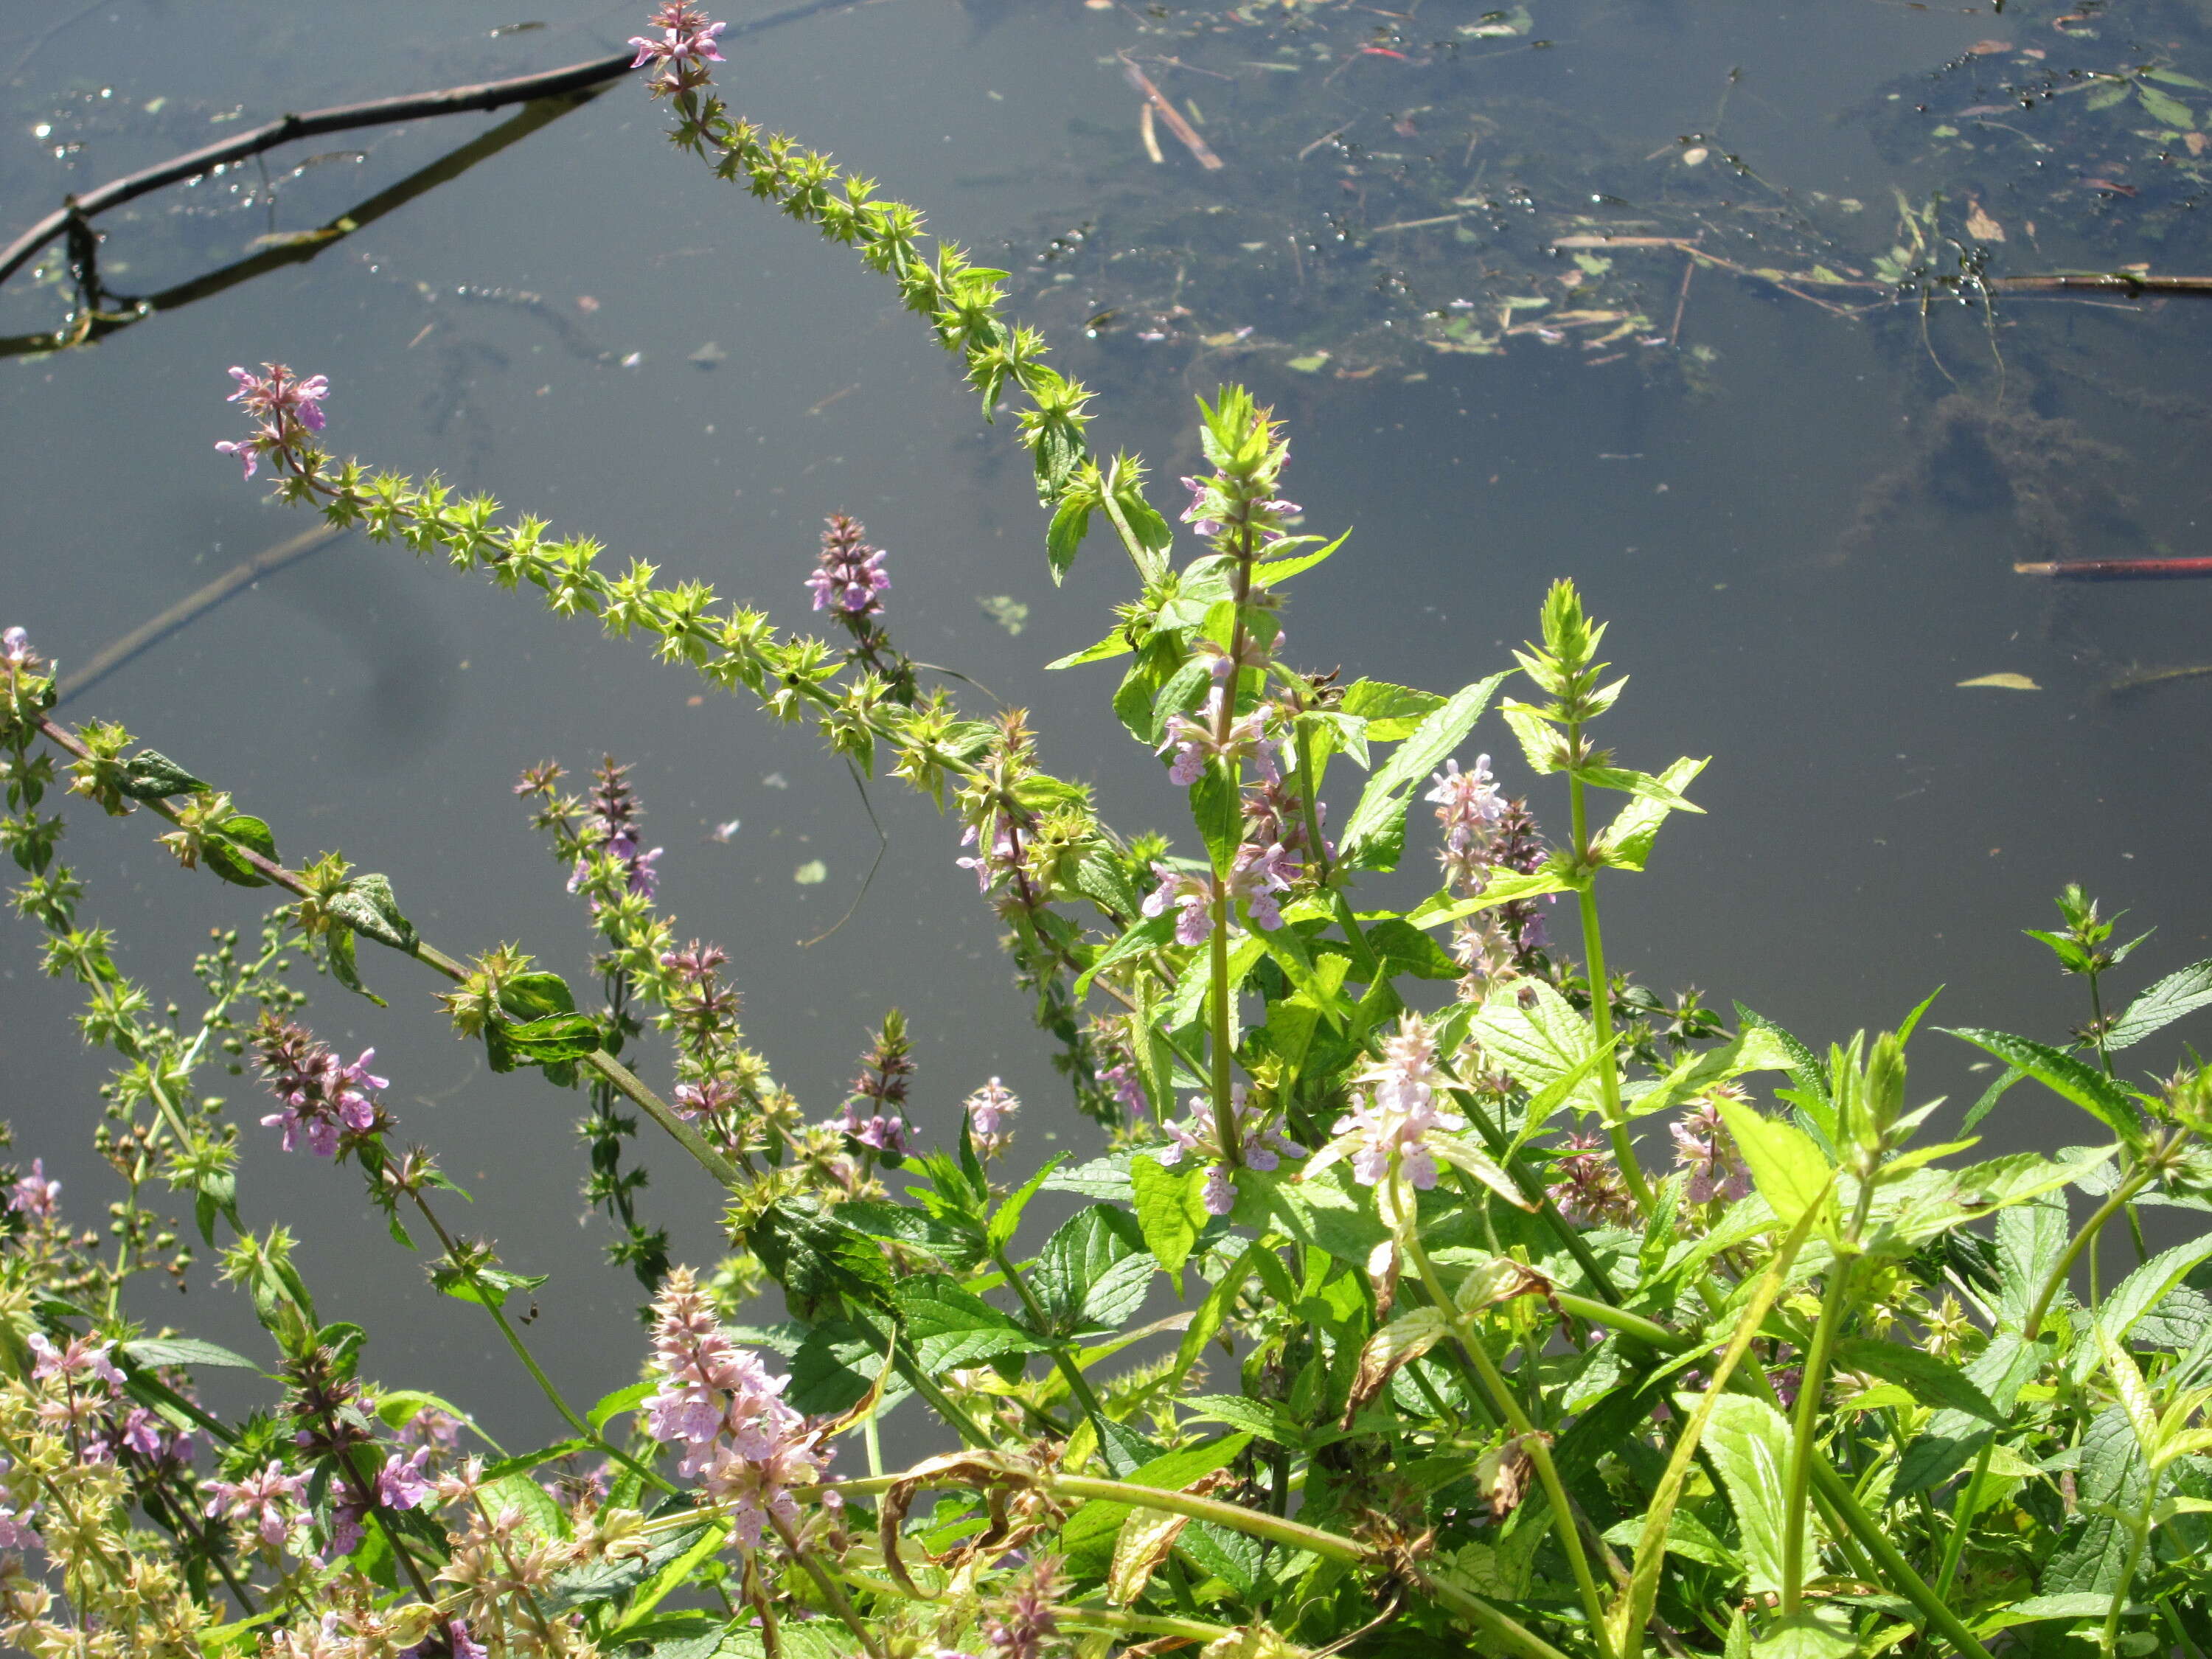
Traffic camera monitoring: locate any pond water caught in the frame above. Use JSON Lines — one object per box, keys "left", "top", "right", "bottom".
{"left": 5, "top": 0, "right": 2212, "bottom": 1455}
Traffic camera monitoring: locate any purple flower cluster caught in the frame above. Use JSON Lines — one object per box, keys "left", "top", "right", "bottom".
{"left": 1180, "top": 473, "right": 1300, "bottom": 549}
{"left": 204, "top": 1462, "right": 315, "bottom": 1559}
{"left": 1424, "top": 758, "right": 1550, "bottom": 992}
{"left": 643, "top": 1267, "right": 830, "bottom": 1546}
{"left": 1671, "top": 1091, "right": 1752, "bottom": 1205}
{"left": 254, "top": 1022, "right": 390, "bottom": 1158}
{"left": 1158, "top": 689, "right": 1267, "bottom": 787}
{"left": 328, "top": 1447, "right": 434, "bottom": 1556}
{"left": 1242, "top": 731, "right": 1329, "bottom": 884}
{"left": 1546, "top": 1132, "right": 1635, "bottom": 1228}
{"left": 213, "top": 363, "right": 327, "bottom": 481}
{"left": 806, "top": 514, "right": 891, "bottom": 618}
{"left": 7, "top": 1158, "right": 59, "bottom": 1219}
{"left": 26, "top": 1332, "right": 194, "bottom": 1469}
{"left": 1330, "top": 1013, "right": 1468, "bottom": 1189}
{"left": 0, "top": 1500, "right": 40, "bottom": 1555}
{"left": 964, "top": 1077, "right": 1019, "bottom": 1158}
{"left": 1, "top": 626, "right": 37, "bottom": 672}
{"left": 835, "top": 1019, "right": 914, "bottom": 1157}
{"left": 568, "top": 757, "right": 662, "bottom": 908}
{"left": 1142, "top": 841, "right": 1294, "bottom": 946}
{"left": 983, "top": 1555, "right": 1067, "bottom": 1659}
{"left": 630, "top": 2, "right": 726, "bottom": 94}
{"left": 1157, "top": 1085, "right": 1306, "bottom": 1214}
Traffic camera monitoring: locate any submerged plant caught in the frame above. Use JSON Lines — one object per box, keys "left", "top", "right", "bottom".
{"left": 6, "top": 12, "right": 2212, "bottom": 1659}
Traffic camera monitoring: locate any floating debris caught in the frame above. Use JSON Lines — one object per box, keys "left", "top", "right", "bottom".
{"left": 978, "top": 595, "right": 1029, "bottom": 635}
{"left": 709, "top": 818, "right": 741, "bottom": 842}
{"left": 1957, "top": 673, "right": 2042, "bottom": 690}
{"left": 793, "top": 859, "right": 828, "bottom": 885}
{"left": 688, "top": 341, "right": 727, "bottom": 368}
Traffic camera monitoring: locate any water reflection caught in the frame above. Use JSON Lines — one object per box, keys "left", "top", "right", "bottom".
{"left": 3, "top": 0, "right": 2211, "bottom": 1458}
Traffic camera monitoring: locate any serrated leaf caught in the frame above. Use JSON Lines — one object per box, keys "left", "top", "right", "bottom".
{"left": 119, "top": 749, "right": 209, "bottom": 801}
{"left": 2109, "top": 958, "right": 2212, "bottom": 1051}
{"left": 1832, "top": 1337, "right": 1999, "bottom": 1422}
{"left": 123, "top": 1336, "right": 260, "bottom": 1371}
{"left": 203, "top": 813, "right": 277, "bottom": 887}
{"left": 329, "top": 874, "right": 416, "bottom": 950}
{"left": 1191, "top": 765, "right": 1242, "bottom": 874}
{"left": 1130, "top": 1155, "right": 1204, "bottom": 1287}
{"left": 1945, "top": 1027, "right": 2147, "bottom": 1149}
{"left": 1704, "top": 1392, "right": 1814, "bottom": 1597}
{"left": 1061, "top": 1434, "right": 1253, "bottom": 1571}
{"left": 1594, "top": 757, "right": 1711, "bottom": 872}
{"left": 1338, "top": 673, "right": 1509, "bottom": 871}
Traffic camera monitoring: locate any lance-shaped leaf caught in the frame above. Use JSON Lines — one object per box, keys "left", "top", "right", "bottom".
{"left": 1346, "top": 1307, "right": 1451, "bottom": 1419}
{"left": 1432, "top": 1135, "right": 1540, "bottom": 1210}
{"left": 1714, "top": 1096, "right": 1834, "bottom": 1226}
{"left": 2108, "top": 959, "right": 2212, "bottom": 1052}
{"left": 1945, "top": 1028, "right": 2149, "bottom": 1151}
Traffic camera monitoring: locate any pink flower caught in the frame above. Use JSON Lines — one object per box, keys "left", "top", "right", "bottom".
{"left": 1671, "top": 1096, "right": 1751, "bottom": 1206}
{"left": 1329, "top": 1014, "right": 1467, "bottom": 1189}
{"left": 1141, "top": 863, "right": 1216, "bottom": 947}
{"left": 1227, "top": 840, "right": 1296, "bottom": 931}
{"left": 0, "top": 1505, "right": 41, "bottom": 1554}
{"left": 28, "top": 1332, "right": 124, "bottom": 1391}
{"left": 1155, "top": 1085, "right": 1305, "bottom": 1214}
{"left": 964, "top": 1077, "right": 1019, "bottom": 1137}
{"left": 7, "top": 1158, "right": 59, "bottom": 1218}
{"left": 1158, "top": 689, "right": 1268, "bottom": 786}
{"left": 629, "top": 4, "right": 727, "bottom": 92}
{"left": 1547, "top": 1132, "right": 1635, "bottom": 1228}
{"left": 204, "top": 1462, "right": 313, "bottom": 1555}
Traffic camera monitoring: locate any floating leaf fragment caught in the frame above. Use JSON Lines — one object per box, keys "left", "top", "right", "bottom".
{"left": 794, "top": 860, "right": 829, "bottom": 884}
{"left": 1964, "top": 201, "right": 2005, "bottom": 242}
{"left": 1957, "top": 672, "right": 2040, "bottom": 690}
{"left": 1284, "top": 353, "right": 1330, "bottom": 372}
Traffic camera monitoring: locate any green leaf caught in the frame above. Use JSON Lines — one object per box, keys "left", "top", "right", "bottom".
{"left": 1944, "top": 1027, "right": 2147, "bottom": 1149}
{"left": 2138, "top": 83, "right": 2197, "bottom": 127}
{"left": 2109, "top": 958, "right": 2212, "bottom": 1051}
{"left": 1714, "top": 1097, "right": 1832, "bottom": 1225}
{"left": 1129, "top": 1155, "right": 1205, "bottom": 1288}
{"left": 1470, "top": 978, "right": 1597, "bottom": 1105}
{"left": 501, "top": 1012, "right": 603, "bottom": 1064}
{"left": 1190, "top": 765, "right": 1242, "bottom": 874}
{"left": 543, "top": 1521, "right": 714, "bottom": 1615}
{"left": 2096, "top": 1234, "right": 2212, "bottom": 1351}
{"left": 588, "top": 1380, "right": 658, "bottom": 1435}
{"left": 1831, "top": 1338, "right": 2000, "bottom": 1422}
{"left": 1703, "top": 1391, "right": 1814, "bottom": 1597}
{"left": 498, "top": 970, "right": 576, "bottom": 1020}
{"left": 1405, "top": 866, "right": 1577, "bottom": 931}
{"left": 203, "top": 813, "right": 278, "bottom": 887}
{"left": 1253, "top": 529, "right": 1348, "bottom": 589}
{"left": 1074, "top": 912, "right": 1175, "bottom": 1000}
{"left": 122, "top": 1336, "right": 260, "bottom": 1371}
{"left": 1337, "top": 672, "right": 1510, "bottom": 872}
{"left": 788, "top": 1319, "right": 900, "bottom": 1415}
{"left": 328, "top": 874, "right": 416, "bottom": 950}
{"left": 432, "top": 1264, "right": 548, "bottom": 1311}
{"left": 1572, "top": 765, "right": 1704, "bottom": 813}
{"left": 1047, "top": 487, "right": 1095, "bottom": 585}
{"left": 1147, "top": 658, "right": 1213, "bottom": 745}
{"left": 118, "top": 749, "right": 209, "bottom": 801}
{"left": 985, "top": 1157, "right": 1061, "bottom": 1252}
{"left": 1034, "top": 1203, "right": 1152, "bottom": 1335}
{"left": 325, "top": 926, "right": 383, "bottom": 1006}
{"left": 896, "top": 1275, "right": 1043, "bottom": 1370}
{"left": 1046, "top": 630, "right": 1135, "bottom": 671}
{"left": 1042, "top": 1153, "right": 1135, "bottom": 1202}
{"left": 1593, "top": 757, "right": 1711, "bottom": 872}
{"left": 1338, "top": 679, "right": 1444, "bottom": 741}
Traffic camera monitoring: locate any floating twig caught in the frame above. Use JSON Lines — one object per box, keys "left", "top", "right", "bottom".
{"left": 2014, "top": 557, "right": 2212, "bottom": 580}
{"left": 0, "top": 0, "right": 880, "bottom": 288}
{"left": 1119, "top": 54, "right": 1224, "bottom": 170}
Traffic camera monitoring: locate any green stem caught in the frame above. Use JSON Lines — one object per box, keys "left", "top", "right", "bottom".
{"left": 1405, "top": 1225, "right": 1614, "bottom": 1659}
{"left": 1567, "top": 759, "right": 1649, "bottom": 1216}
{"left": 410, "top": 1192, "right": 673, "bottom": 1494}
{"left": 770, "top": 1512, "right": 886, "bottom": 1659}
{"left": 2024, "top": 1153, "right": 2170, "bottom": 1342}
{"left": 1208, "top": 874, "right": 1237, "bottom": 1166}
{"left": 1805, "top": 1459, "right": 1997, "bottom": 1659}
{"left": 1781, "top": 1253, "right": 1853, "bottom": 1613}
{"left": 2101, "top": 1477, "right": 2158, "bottom": 1659}
{"left": 991, "top": 1240, "right": 1117, "bottom": 1452}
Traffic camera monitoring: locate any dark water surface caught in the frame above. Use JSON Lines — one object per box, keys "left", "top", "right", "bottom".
{"left": 5, "top": 0, "right": 2211, "bottom": 1448}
